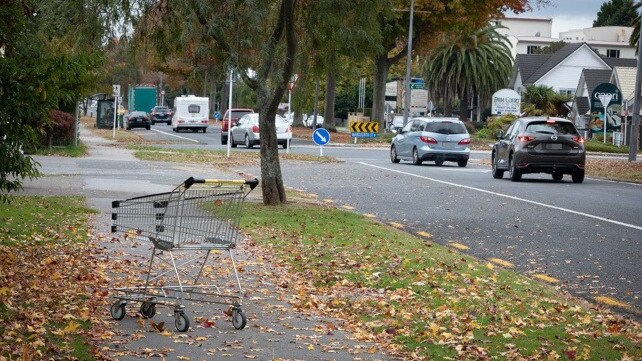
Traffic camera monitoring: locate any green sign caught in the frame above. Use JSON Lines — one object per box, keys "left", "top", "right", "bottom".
{"left": 410, "top": 83, "right": 425, "bottom": 89}
{"left": 590, "top": 83, "right": 622, "bottom": 133}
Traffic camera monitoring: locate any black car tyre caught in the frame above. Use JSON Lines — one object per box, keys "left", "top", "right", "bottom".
{"left": 231, "top": 136, "right": 237, "bottom": 148}
{"left": 151, "top": 121, "right": 155, "bottom": 125}
{"left": 146, "top": 126, "right": 150, "bottom": 130}
{"left": 491, "top": 154, "right": 504, "bottom": 179}
{"left": 435, "top": 159, "right": 444, "bottom": 166}
{"left": 282, "top": 142, "right": 288, "bottom": 149}
{"left": 457, "top": 160, "right": 467, "bottom": 168}
{"left": 552, "top": 172, "right": 563, "bottom": 181}
{"left": 221, "top": 135, "right": 227, "bottom": 145}
{"left": 390, "top": 146, "right": 400, "bottom": 163}
{"left": 572, "top": 170, "right": 585, "bottom": 183}
{"left": 245, "top": 135, "right": 253, "bottom": 149}
{"left": 509, "top": 156, "right": 522, "bottom": 181}
{"left": 412, "top": 147, "right": 422, "bottom": 165}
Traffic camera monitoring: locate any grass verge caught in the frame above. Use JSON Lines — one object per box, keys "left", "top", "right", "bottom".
{"left": 0, "top": 196, "right": 109, "bottom": 360}
{"left": 584, "top": 139, "right": 630, "bottom": 154}
{"left": 30, "top": 142, "right": 88, "bottom": 157}
{"left": 240, "top": 202, "right": 642, "bottom": 360}
{"left": 127, "top": 145, "right": 341, "bottom": 167}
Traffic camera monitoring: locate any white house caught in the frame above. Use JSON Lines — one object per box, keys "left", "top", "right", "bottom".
{"left": 509, "top": 42, "right": 637, "bottom": 94}
{"left": 495, "top": 16, "right": 555, "bottom": 58}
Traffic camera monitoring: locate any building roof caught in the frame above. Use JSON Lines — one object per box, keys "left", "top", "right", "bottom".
{"left": 602, "top": 57, "right": 638, "bottom": 68}
{"left": 582, "top": 69, "right": 613, "bottom": 95}
{"left": 574, "top": 96, "right": 590, "bottom": 115}
{"left": 525, "top": 43, "right": 590, "bottom": 83}
{"left": 514, "top": 54, "right": 549, "bottom": 84}
{"left": 613, "top": 67, "right": 638, "bottom": 100}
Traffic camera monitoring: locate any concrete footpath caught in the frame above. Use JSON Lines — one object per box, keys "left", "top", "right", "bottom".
{"left": 20, "top": 126, "right": 397, "bottom": 361}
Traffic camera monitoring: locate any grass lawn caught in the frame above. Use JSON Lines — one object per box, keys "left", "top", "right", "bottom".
{"left": 240, "top": 202, "right": 642, "bottom": 359}
{"left": 31, "top": 142, "right": 88, "bottom": 157}
{"left": 127, "top": 145, "right": 341, "bottom": 167}
{"left": 0, "top": 196, "right": 108, "bottom": 360}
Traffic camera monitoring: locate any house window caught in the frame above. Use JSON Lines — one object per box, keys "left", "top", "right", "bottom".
{"left": 527, "top": 45, "right": 541, "bottom": 54}
{"left": 606, "top": 49, "right": 620, "bottom": 58}
{"left": 558, "top": 89, "right": 574, "bottom": 97}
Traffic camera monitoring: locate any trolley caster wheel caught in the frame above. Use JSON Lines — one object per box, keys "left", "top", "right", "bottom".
{"left": 232, "top": 308, "right": 247, "bottom": 330}
{"left": 140, "top": 302, "right": 156, "bottom": 319}
{"left": 175, "top": 312, "right": 190, "bottom": 332}
{"left": 110, "top": 302, "right": 126, "bottom": 321}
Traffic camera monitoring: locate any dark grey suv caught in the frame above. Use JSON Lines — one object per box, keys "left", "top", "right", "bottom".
{"left": 491, "top": 117, "right": 586, "bottom": 183}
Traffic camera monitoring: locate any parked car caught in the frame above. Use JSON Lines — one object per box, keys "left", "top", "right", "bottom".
{"left": 388, "top": 115, "right": 405, "bottom": 132}
{"left": 304, "top": 114, "right": 324, "bottom": 128}
{"left": 150, "top": 106, "right": 172, "bottom": 125}
{"left": 491, "top": 116, "right": 586, "bottom": 183}
{"left": 390, "top": 117, "right": 470, "bottom": 167}
{"left": 221, "top": 108, "right": 255, "bottom": 144}
{"left": 124, "top": 111, "right": 151, "bottom": 130}
{"left": 230, "top": 113, "right": 292, "bottom": 149}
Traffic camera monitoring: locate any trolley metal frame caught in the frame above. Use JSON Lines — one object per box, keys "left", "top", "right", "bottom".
{"left": 109, "top": 177, "right": 258, "bottom": 332}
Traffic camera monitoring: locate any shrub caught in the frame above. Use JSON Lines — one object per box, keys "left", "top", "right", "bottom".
{"left": 475, "top": 127, "right": 494, "bottom": 139}
{"left": 486, "top": 114, "right": 518, "bottom": 133}
{"left": 40, "top": 110, "right": 75, "bottom": 147}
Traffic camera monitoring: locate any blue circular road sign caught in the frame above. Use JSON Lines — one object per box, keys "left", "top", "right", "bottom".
{"left": 312, "top": 128, "right": 330, "bottom": 146}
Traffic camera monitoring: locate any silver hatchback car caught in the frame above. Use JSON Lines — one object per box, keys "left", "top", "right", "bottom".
{"left": 390, "top": 117, "right": 471, "bottom": 167}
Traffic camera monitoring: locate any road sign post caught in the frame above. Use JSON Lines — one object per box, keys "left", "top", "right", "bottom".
{"left": 227, "top": 69, "right": 234, "bottom": 158}
{"left": 112, "top": 85, "right": 121, "bottom": 138}
{"left": 312, "top": 128, "right": 330, "bottom": 156}
{"left": 598, "top": 94, "right": 613, "bottom": 144}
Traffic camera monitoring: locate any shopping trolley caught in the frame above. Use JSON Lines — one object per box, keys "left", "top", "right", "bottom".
{"left": 109, "top": 177, "right": 259, "bottom": 332}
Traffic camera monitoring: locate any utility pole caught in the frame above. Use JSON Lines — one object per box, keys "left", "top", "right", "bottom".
{"left": 629, "top": 6, "right": 642, "bottom": 161}
{"left": 402, "top": 0, "right": 414, "bottom": 127}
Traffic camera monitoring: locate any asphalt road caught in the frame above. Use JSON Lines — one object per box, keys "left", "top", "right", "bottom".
{"left": 138, "top": 123, "right": 642, "bottom": 319}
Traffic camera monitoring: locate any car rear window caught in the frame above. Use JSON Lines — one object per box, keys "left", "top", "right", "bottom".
{"left": 424, "top": 121, "right": 467, "bottom": 135}
{"left": 232, "top": 111, "right": 252, "bottom": 118}
{"left": 526, "top": 121, "right": 578, "bottom": 135}
{"left": 155, "top": 107, "right": 169, "bottom": 111}
{"left": 188, "top": 104, "right": 201, "bottom": 113}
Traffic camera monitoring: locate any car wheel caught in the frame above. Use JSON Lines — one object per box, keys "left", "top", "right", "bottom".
{"left": 245, "top": 135, "right": 253, "bottom": 149}
{"left": 509, "top": 155, "right": 521, "bottom": 182}
{"left": 146, "top": 126, "right": 151, "bottom": 130}
{"left": 491, "top": 154, "right": 504, "bottom": 179}
{"left": 435, "top": 159, "right": 444, "bottom": 166}
{"left": 282, "top": 142, "right": 288, "bottom": 149}
{"left": 202, "top": 128, "right": 207, "bottom": 133}
{"left": 390, "top": 145, "right": 400, "bottom": 163}
{"left": 412, "top": 147, "right": 422, "bottom": 165}
{"left": 457, "top": 160, "right": 467, "bottom": 168}
{"left": 552, "top": 172, "right": 563, "bottom": 181}
{"left": 571, "top": 170, "right": 585, "bottom": 183}
{"left": 151, "top": 121, "right": 155, "bottom": 125}
{"left": 221, "top": 135, "right": 227, "bottom": 145}
{"left": 231, "top": 136, "right": 237, "bottom": 148}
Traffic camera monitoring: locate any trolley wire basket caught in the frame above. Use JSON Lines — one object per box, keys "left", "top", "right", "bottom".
{"left": 109, "top": 177, "right": 259, "bottom": 332}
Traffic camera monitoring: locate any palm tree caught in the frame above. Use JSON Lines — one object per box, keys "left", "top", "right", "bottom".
{"left": 520, "top": 85, "right": 570, "bottom": 117}
{"left": 631, "top": 8, "right": 640, "bottom": 51}
{"left": 423, "top": 24, "right": 513, "bottom": 122}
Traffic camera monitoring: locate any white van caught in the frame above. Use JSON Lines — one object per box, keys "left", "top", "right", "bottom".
{"left": 172, "top": 95, "right": 210, "bottom": 133}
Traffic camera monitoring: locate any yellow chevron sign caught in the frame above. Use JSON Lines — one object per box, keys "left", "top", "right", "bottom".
{"left": 349, "top": 121, "right": 379, "bottom": 133}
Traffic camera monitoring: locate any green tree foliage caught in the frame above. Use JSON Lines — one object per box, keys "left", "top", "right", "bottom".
{"left": 593, "top": 0, "right": 640, "bottom": 27}
{"left": 423, "top": 25, "right": 513, "bottom": 122}
{"left": 534, "top": 40, "right": 568, "bottom": 54}
{"left": 520, "top": 85, "right": 570, "bottom": 117}
{"left": 0, "top": 1, "right": 107, "bottom": 202}
{"left": 630, "top": 5, "right": 641, "bottom": 49}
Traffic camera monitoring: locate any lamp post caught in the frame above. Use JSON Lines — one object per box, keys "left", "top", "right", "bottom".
{"left": 402, "top": 0, "right": 414, "bottom": 127}
{"left": 226, "top": 69, "right": 234, "bottom": 158}
{"left": 629, "top": 6, "right": 642, "bottom": 161}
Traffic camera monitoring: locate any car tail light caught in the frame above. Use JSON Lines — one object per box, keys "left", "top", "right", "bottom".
{"left": 572, "top": 136, "right": 584, "bottom": 143}
{"left": 201, "top": 120, "right": 208, "bottom": 124}
{"left": 546, "top": 119, "right": 556, "bottom": 124}
{"left": 458, "top": 138, "right": 471, "bottom": 145}
{"left": 252, "top": 125, "right": 260, "bottom": 133}
{"left": 518, "top": 135, "right": 535, "bottom": 142}
{"left": 287, "top": 126, "right": 292, "bottom": 133}
{"left": 419, "top": 136, "right": 437, "bottom": 144}
{"left": 178, "top": 119, "right": 185, "bottom": 124}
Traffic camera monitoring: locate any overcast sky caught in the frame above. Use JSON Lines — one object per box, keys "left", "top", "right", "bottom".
{"left": 511, "top": 0, "right": 608, "bottom": 37}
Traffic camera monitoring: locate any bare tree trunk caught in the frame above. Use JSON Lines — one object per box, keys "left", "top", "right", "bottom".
{"left": 210, "top": 79, "right": 217, "bottom": 114}
{"left": 443, "top": 86, "right": 453, "bottom": 116}
{"left": 459, "top": 89, "right": 469, "bottom": 122}
{"left": 258, "top": 92, "right": 286, "bottom": 204}
{"left": 372, "top": 54, "right": 389, "bottom": 130}
{"left": 324, "top": 52, "right": 337, "bottom": 131}
{"left": 221, "top": 79, "right": 230, "bottom": 115}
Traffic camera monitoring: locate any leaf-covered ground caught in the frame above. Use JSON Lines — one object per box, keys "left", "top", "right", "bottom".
{"left": 240, "top": 202, "right": 642, "bottom": 360}
{"left": 128, "top": 145, "right": 340, "bottom": 168}
{"left": 0, "top": 196, "right": 111, "bottom": 360}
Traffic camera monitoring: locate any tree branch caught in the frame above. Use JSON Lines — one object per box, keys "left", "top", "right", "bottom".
{"left": 258, "top": 0, "right": 286, "bottom": 83}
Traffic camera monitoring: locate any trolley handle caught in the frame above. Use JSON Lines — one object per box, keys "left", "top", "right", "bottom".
{"left": 185, "top": 177, "right": 259, "bottom": 190}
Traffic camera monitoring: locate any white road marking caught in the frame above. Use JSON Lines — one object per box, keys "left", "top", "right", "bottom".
{"left": 359, "top": 162, "right": 642, "bottom": 231}
{"left": 151, "top": 129, "right": 200, "bottom": 143}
